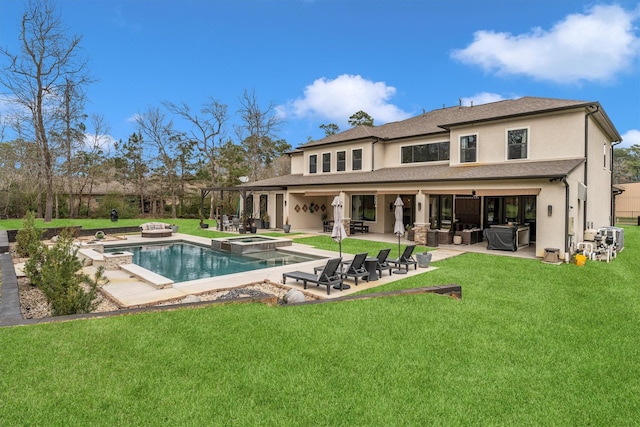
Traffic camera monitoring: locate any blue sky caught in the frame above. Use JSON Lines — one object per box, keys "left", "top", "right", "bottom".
{"left": 1, "top": 0, "right": 639, "bottom": 149}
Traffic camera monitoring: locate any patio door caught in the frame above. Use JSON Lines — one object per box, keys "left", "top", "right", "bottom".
{"left": 276, "top": 194, "right": 283, "bottom": 228}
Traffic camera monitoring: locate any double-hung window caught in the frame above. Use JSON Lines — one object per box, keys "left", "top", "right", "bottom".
{"left": 322, "top": 153, "right": 331, "bottom": 173}
{"left": 309, "top": 154, "right": 317, "bottom": 174}
{"left": 352, "top": 149, "right": 362, "bottom": 171}
{"left": 460, "top": 134, "right": 477, "bottom": 163}
{"left": 507, "top": 128, "right": 528, "bottom": 160}
{"left": 337, "top": 151, "right": 346, "bottom": 171}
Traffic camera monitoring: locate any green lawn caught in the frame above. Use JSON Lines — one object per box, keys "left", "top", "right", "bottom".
{"left": 1, "top": 221, "right": 639, "bottom": 425}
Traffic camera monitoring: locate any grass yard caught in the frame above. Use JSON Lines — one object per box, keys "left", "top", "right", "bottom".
{"left": 0, "top": 221, "right": 639, "bottom": 425}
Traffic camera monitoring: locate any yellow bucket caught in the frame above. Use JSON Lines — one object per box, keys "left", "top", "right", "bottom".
{"left": 575, "top": 254, "right": 587, "bottom": 266}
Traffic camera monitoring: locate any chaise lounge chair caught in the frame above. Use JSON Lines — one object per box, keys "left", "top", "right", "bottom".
{"left": 283, "top": 257, "right": 344, "bottom": 295}
{"left": 339, "top": 252, "right": 369, "bottom": 285}
{"left": 375, "top": 248, "right": 393, "bottom": 277}
{"left": 390, "top": 244, "right": 418, "bottom": 272}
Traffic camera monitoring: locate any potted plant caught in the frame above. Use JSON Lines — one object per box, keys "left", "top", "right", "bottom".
{"left": 250, "top": 221, "right": 257, "bottom": 234}
{"left": 262, "top": 213, "right": 270, "bottom": 229}
{"left": 283, "top": 217, "right": 291, "bottom": 233}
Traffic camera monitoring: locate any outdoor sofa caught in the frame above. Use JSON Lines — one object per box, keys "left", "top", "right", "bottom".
{"left": 140, "top": 222, "right": 173, "bottom": 238}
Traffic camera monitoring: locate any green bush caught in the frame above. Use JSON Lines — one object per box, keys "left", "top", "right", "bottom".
{"left": 15, "top": 211, "right": 42, "bottom": 258}
{"left": 23, "top": 229, "right": 108, "bottom": 316}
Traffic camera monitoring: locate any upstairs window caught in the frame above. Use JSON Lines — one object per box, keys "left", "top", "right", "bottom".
{"left": 401, "top": 142, "right": 450, "bottom": 163}
{"left": 309, "top": 154, "right": 317, "bottom": 174}
{"left": 507, "top": 128, "right": 528, "bottom": 160}
{"left": 337, "top": 151, "right": 346, "bottom": 171}
{"left": 322, "top": 153, "right": 331, "bottom": 173}
{"left": 460, "top": 134, "right": 477, "bottom": 163}
{"left": 352, "top": 148, "right": 362, "bottom": 171}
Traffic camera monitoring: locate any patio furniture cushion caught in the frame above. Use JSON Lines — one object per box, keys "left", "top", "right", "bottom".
{"left": 140, "top": 222, "right": 173, "bottom": 238}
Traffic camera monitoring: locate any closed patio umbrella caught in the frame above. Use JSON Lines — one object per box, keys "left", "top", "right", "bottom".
{"left": 331, "top": 196, "right": 347, "bottom": 258}
{"left": 393, "top": 196, "right": 407, "bottom": 274}
{"left": 331, "top": 196, "right": 350, "bottom": 289}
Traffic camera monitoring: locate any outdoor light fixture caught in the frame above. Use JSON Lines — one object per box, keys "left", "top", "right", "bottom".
{"left": 418, "top": 202, "right": 422, "bottom": 211}
{"left": 548, "top": 205, "right": 553, "bottom": 216}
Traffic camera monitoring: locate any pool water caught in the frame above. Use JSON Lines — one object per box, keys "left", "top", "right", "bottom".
{"left": 105, "top": 242, "right": 320, "bottom": 283}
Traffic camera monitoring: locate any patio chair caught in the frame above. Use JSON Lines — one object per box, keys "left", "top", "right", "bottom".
{"left": 339, "top": 252, "right": 369, "bottom": 285}
{"left": 390, "top": 244, "right": 418, "bottom": 272}
{"left": 282, "top": 258, "right": 344, "bottom": 295}
{"left": 231, "top": 217, "right": 241, "bottom": 231}
{"left": 375, "top": 248, "right": 393, "bottom": 277}
{"left": 222, "top": 215, "right": 232, "bottom": 231}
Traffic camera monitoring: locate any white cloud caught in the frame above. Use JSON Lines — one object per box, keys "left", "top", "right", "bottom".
{"left": 460, "top": 92, "right": 507, "bottom": 107}
{"left": 451, "top": 4, "right": 640, "bottom": 84}
{"left": 621, "top": 129, "right": 640, "bottom": 148}
{"left": 287, "top": 74, "right": 411, "bottom": 125}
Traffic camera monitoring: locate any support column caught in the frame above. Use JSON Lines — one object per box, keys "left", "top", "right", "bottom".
{"left": 413, "top": 222, "right": 429, "bottom": 245}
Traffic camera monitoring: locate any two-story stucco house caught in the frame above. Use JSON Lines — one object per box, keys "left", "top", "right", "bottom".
{"left": 239, "top": 97, "right": 622, "bottom": 258}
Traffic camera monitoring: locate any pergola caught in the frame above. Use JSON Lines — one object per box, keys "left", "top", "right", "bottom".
{"left": 200, "top": 185, "right": 286, "bottom": 230}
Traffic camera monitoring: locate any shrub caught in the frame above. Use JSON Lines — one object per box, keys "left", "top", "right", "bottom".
{"left": 23, "top": 229, "right": 108, "bottom": 316}
{"left": 15, "top": 211, "right": 42, "bottom": 258}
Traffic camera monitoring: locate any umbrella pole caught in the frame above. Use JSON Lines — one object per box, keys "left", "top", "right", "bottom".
{"left": 394, "top": 233, "right": 407, "bottom": 274}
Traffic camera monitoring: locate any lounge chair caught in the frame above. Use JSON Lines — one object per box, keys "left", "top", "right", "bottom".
{"left": 339, "top": 252, "right": 369, "bottom": 285}
{"left": 375, "top": 248, "right": 393, "bottom": 277}
{"left": 283, "top": 258, "right": 344, "bottom": 295}
{"left": 390, "top": 245, "right": 418, "bottom": 272}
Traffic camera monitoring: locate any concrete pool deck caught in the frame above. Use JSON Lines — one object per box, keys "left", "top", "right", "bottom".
{"left": 81, "top": 232, "right": 461, "bottom": 307}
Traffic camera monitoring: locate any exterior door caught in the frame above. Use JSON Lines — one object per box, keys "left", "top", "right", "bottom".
{"left": 276, "top": 194, "right": 283, "bottom": 228}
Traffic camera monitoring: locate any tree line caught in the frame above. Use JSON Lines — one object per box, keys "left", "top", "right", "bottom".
{"left": 0, "top": 1, "right": 291, "bottom": 222}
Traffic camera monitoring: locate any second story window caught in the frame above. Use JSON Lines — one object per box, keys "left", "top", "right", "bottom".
{"left": 309, "top": 154, "right": 317, "bottom": 174}
{"left": 352, "top": 148, "right": 362, "bottom": 171}
{"left": 322, "top": 153, "right": 331, "bottom": 172}
{"left": 460, "top": 134, "right": 477, "bottom": 163}
{"left": 337, "top": 151, "right": 346, "bottom": 171}
{"left": 401, "top": 142, "right": 450, "bottom": 163}
{"left": 507, "top": 128, "right": 528, "bottom": 160}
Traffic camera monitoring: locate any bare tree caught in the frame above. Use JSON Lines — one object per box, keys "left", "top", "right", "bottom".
{"left": 53, "top": 77, "right": 87, "bottom": 218}
{"left": 164, "top": 99, "right": 228, "bottom": 220}
{"left": 136, "top": 106, "right": 182, "bottom": 219}
{"left": 236, "top": 89, "right": 288, "bottom": 182}
{"left": 76, "top": 114, "right": 110, "bottom": 216}
{"left": 0, "top": 0, "right": 90, "bottom": 222}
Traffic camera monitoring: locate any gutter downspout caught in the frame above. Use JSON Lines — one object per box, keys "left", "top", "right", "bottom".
{"left": 611, "top": 140, "right": 623, "bottom": 225}
{"left": 584, "top": 105, "right": 599, "bottom": 230}
{"left": 371, "top": 139, "right": 379, "bottom": 171}
{"left": 562, "top": 176, "right": 570, "bottom": 256}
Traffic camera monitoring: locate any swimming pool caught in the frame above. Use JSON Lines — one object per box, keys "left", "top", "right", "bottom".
{"left": 105, "top": 242, "right": 321, "bottom": 283}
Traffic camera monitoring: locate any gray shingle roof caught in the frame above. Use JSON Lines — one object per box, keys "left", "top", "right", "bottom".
{"left": 244, "top": 158, "right": 584, "bottom": 189}
{"left": 298, "top": 96, "right": 619, "bottom": 148}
